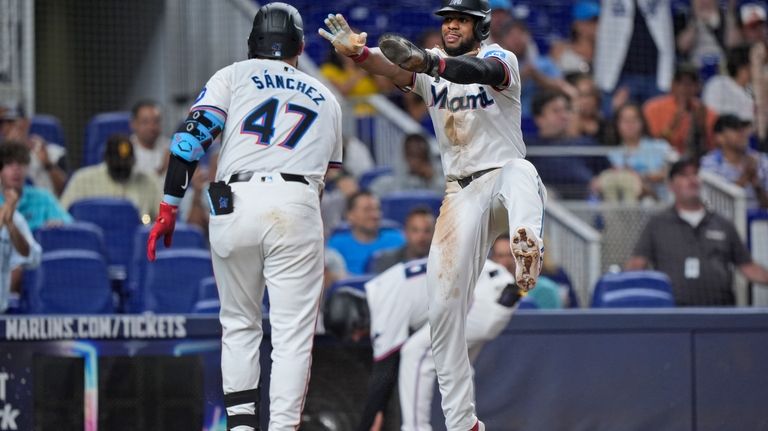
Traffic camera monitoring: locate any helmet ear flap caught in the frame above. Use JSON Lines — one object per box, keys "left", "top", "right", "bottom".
{"left": 474, "top": 13, "right": 491, "bottom": 41}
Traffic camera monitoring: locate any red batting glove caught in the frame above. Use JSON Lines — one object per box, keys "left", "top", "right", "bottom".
{"left": 147, "top": 202, "right": 178, "bottom": 262}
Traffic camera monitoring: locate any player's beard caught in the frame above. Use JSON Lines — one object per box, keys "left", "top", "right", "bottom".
{"left": 443, "top": 36, "right": 477, "bottom": 56}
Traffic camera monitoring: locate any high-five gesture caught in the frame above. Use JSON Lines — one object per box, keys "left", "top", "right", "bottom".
{"left": 318, "top": 14, "right": 368, "bottom": 57}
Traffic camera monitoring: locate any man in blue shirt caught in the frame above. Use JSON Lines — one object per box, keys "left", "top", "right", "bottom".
{"left": 328, "top": 191, "right": 405, "bottom": 274}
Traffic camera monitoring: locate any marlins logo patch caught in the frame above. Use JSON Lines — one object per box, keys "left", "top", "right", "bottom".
{"left": 483, "top": 50, "right": 506, "bottom": 60}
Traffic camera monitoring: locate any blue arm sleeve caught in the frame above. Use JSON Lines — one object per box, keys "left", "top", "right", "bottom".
{"left": 170, "top": 107, "right": 226, "bottom": 162}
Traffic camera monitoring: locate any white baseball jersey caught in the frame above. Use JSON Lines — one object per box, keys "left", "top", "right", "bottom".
{"left": 411, "top": 44, "right": 525, "bottom": 180}
{"left": 192, "top": 59, "right": 343, "bottom": 184}
{"left": 364, "top": 258, "right": 514, "bottom": 362}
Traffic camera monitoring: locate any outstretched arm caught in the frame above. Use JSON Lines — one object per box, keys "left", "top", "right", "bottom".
{"left": 319, "top": 14, "right": 414, "bottom": 88}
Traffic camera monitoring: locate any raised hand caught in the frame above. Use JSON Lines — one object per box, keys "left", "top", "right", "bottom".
{"left": 318, "top": 13, "right": 368, "bottom": 57}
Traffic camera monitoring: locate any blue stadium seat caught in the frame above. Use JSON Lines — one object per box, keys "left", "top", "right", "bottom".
{"left": 379, "top": 190, "right": 443, "bottom": 225}
{"left": 326, "top": 274, "right": 376, "bottom": 300}
{"left": 591, "top": 270, "right": 675, "bottom": 308}
{"left": 34, "top": 221, "right": 106, "bottom": 256}
{"left": 193, "top": 276, "right": 220, "bottom": 314}
{"left": 127, "top": 223, "right": 207, "bottom": 312}
{"left": 68, "top": 198, "right": 141, "bottom": 280}
{"left": 28, "top": 250, "right": 113, "bottom": 314}
{"left": 143, "top": 249, "right": 213, "bottom": 313}
{"left": 82, "top": 111, "right": 132, "bottom": 166}
{"left": 359, "top": 166, "right": 393, "bottom": 191}
{"left": 29, "top": 114, "right": 65, "bottom": 146}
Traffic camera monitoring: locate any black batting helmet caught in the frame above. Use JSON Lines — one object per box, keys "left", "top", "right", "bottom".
{"left": 323, "top": 288, "right": 370, "bottom": 341}
{"left": 247, "top": 2, "right": 304, "bottom": 60}
{"left": 435, "top": 0, "right": 492, "bottom": 41}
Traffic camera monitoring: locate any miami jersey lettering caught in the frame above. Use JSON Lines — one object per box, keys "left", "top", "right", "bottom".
{"left": 412, "top": 43, "right": 525, "bottom": 180}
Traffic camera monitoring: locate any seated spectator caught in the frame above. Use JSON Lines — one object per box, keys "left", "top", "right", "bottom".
{"left": 60, "top": 134, "right": 162, "bottom": 220}
{"left": 0, "top": 187, "right": 41, "bottom": 313}
{"left": 700, "top": 114, "right": 768, "bottom": 208}
{"left": 643, "top": 63, "right": 717, "bottom": 158}
{"left": 595, "top": 103, "right": 676, "bottom": 202}
{"left": 328, "top": 191, "right": 405, "bottom": 275}
{"left": 370, "top": 207, "right": 435, "bottom": 273}
{"left": 321, "top": 169, "right": 360, "bottom": 239}
{"left": 0, "top": 141, "right": 72, "bottom": 230}
{"left": 499, "top": 19, "right": 572, "bottom": 117}
{"left": 566, "top": 72, "right": 609, "bottom": 143}
{"left": 324, "top": 247, "right": 348, "bottom": 292}
{"left": 488, "top": 0, "right": 513, "bottom": 43}
{"left": 527, "top": 90, "right": 602, "bottom": 199}
{"left": 369, "top": 133, "right": 444, "bottom": 196}
{"left": 488, "top": 234, "right": 563, "bottom": 308}
{"left": 0, "top": 102, "right": 68, "bottom": 196}
{"left": 625, "top": 158, "right": 768, "bottom": 305}
{"left": 129, "top": 100, "right": 169, "bottom": 181}
{"left": 341, "top": 135, "right": 374, "bottom": 179}
{"left": 320, "top": 49, "right": 389, "bottom": 116}
{"left": 550, "top": 1, "right": 600, "bottom": 75}
{"left": 702, "top": 45, "right": 755, "bottom": 122}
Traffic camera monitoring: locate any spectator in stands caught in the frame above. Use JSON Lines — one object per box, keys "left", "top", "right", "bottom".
{"left": 60, "top": 134, "right": 161, "bottom": 220}
{"left": 737, "top": 2, "right": 768, "bottom": 45}
{"left": 595, "top": 103, "right": 676, "bottom": 202}
{"left": 321, "top": 169, "right": 360, "bottom": 239}
{"left": 401, "top": 30, "right": 444, "bottom": 135}
{"left": 703, "top": 45, "right": 755, "bottom": 123}
{"left": 328, "top": 191, "right": 405, "bottom": 275}
{"left": 594, "top": 0, "right": 675, "bottom": 106}
{"left": 0, "top": 141, "right": 71, "bottom": 230}
{"left": 499, "top": 19, "right": 572, "bottom": 118}
{"left": 341, "top": 135, "right": 374, "bottom": 179}
{"left": 550, "top": 1, "right": 600, "bottom": 75}
{"left": 528, "top": 90, "right": 602, "bottom": 199}
{"left": 674, "top": 0, "right": 741, "bottom": 68}
{"left": 566, "top": 72, "right": 609, "bottom": 143}
{"left": 320, "top": 49, "right": 390, "bottom": 116}
{"left": 700, "top": 114, "right": 768, "bottom": 208}
{"left": 643, "top": 63, "right": 717, "bottom": 158}
{"left": 489, "top": 234, "right": 563, "bottom": 308}
{"left": 749, "top": 38, "right": 768, "bottom": 151}
{"left": 0, "top": 102, "right": 68, "bottom": 196}
{"left": 625, "top": 158, "right": 768, "bottom": 305}
{"left": 129, "top": 100, "right": 169, "bottom": 180}
{"left": 369, "top": 133, "right": 444, "bottom": 196}
{"left": 0, "top": 185, "right": 41, "bottom": 313}
{"left": 488, "top": 0, "right": 513, "bottom": 43}
{"left": 324, "top": 247, "right": 348, "bottom": 292}
{"left": 370, "top": 207, "right": 435, "bottom": 273}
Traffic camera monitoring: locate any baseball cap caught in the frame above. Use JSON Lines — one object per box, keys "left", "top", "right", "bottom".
{"left": 741, "top": 3, "right": 767, "bottom": 26}
{"left": 573, "top": 1, "right": 600, "bottom": 21}
{"left": 713, "top": 114, "right": 752, "bottom": 133}
{"left": 104, "top": 134, "right": 135, "bottom": 161}
{"left": 673, "top": 62, "right": 700, "bottom": 82}
{"left": 668, "top": 158, "right": 699, "bottom": 180}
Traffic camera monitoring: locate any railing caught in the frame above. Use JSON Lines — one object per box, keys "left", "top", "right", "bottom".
{"left": 544, "top": 199, "right": 602, "bottom": 306}
{"left": 700, "top": 170, "right": 749, "bottom": 240}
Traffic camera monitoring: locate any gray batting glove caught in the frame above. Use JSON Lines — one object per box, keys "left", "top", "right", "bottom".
{"left": 379, "top": 34, "right": 442, "bottom": 78}
{"left": 318, "top": 13, "right": 368, "bottom": 57}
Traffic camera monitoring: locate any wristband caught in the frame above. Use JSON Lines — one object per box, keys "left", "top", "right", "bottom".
{"left": 351, "top": 46, "right": 370, "bottom": 63}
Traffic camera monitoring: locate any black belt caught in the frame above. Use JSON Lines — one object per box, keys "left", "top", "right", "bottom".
{"left": 456, "top": 168, "right": 497, "bottom": 189}
{"left": 228, "top": 172, "right": 308, "bottom": 185}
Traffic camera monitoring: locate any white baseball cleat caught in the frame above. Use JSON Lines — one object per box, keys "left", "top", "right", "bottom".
{"left": 511, "top": 226, "right": 541, "bottom": 292}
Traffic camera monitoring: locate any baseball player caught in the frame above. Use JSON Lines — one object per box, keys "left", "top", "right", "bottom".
{"left": 324, "top": 258, "right": 520, "bottom": 431}
{"left": 146, "top": 3, "right": 343, "bottom": 430}
{"left": 319, "top": 1, "right": 546, "bottom": 429}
